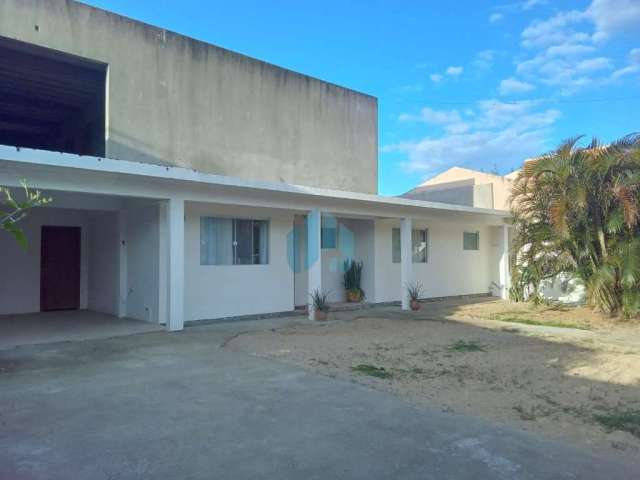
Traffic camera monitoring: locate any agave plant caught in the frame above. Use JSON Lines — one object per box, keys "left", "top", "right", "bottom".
{"left": 510, "top": 133, "right": 640, "bottom": 317}
{"left": 310, "top": 288, "right": 330, "bottom": 312}
{"left": 343, "top": 259, "right": 364, "bottom": 300}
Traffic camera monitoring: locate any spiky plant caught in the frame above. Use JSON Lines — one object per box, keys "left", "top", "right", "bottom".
{"left": 343, "top": 259, "right": 364, "bottom": 298}
{"left": 510, "top": 133, "right": 640, "bottom": 318}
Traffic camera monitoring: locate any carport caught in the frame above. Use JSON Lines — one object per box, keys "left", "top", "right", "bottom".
{"left": 0, "top": 187, "right": 168, "bottom": 346}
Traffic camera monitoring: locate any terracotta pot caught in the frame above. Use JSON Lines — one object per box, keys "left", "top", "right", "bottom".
{"left": 410, "top": 300, "right": 421, "bottom": 311}
{"left": 314, "top": 309, "right": 328, "bottom": 321}
{"left": 347, "top": 290, "right": 362, "bottom": 303}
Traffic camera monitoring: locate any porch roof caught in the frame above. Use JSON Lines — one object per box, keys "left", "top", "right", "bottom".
{"left": 0, "top": 145, "right": 510, "bottom": 225}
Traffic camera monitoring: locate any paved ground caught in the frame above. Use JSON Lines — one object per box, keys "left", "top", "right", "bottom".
{"left": 1, "top": 315, "right": 637, "bottom": 480}
{"left": 0, "top": 310, "right": 163, "bottom": 349}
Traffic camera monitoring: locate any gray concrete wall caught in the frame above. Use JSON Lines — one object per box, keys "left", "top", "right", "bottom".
{"left": 0, "top": 0, "right": 378, "bottom": 193}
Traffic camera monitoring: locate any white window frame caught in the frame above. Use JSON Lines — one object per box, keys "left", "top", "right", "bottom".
{"left": 463, "top": 231, "right": 480, "bottom": 252}
{"left": 392, "top": 227, "right": 429, "bottom": 264}
{"left": 200, "top": 216, "right": 270, "bottom": 266}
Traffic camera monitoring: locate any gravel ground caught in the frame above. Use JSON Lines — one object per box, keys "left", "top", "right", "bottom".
{"left": 227, "top": 298, "right": 640, "bottom": 462}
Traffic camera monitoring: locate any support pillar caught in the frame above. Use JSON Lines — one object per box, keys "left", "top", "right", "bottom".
{"left": 400, "top": 217, "right": 412, "bottom": 310}
{"left": 167, "top": 198, "right": 185, "bottom": 331}
{"left": 498, "top": 225, "right": 511, "bottom": 300}
{"left": 117, "top": 209, "right": 127, "bottom": 319}
{"left": 307, "top": 208, "right": 322, "bottom": 320}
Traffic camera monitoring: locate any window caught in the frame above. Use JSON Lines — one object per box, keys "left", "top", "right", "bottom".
{"left": 200, "top": 217, "right": 269, "bottom": 265}
{"left": 392, "top": 228, "right": 429, "bottom": 263}
{"left": 321, "top": 216, "right": 337, "bottom": 249}
{"left": 463, "top": 231, "right": 480, "bottom": 251}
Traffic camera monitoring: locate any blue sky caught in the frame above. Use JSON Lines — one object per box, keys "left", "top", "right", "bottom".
{"left": 84, "top": 0, "right": 640, "bottom": 195}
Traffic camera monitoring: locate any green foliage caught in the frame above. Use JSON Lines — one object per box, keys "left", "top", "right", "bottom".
{"left": 1, "top": 181, "right": 51, "bottom": 249}
{"left": 447, "top": 340, "right": 486, "bottom": 352}
{"left": 343, "top": 258, "right": 364, "bottom": 298}
{"left": 594, "top": 410, "right": 640, "bottom": 438}
{"left": 310, "top": 288, "right": 330, "bottom": 312}
{"left": 406, "top": 281, "right": 424, "bottom": 301}
{"left": 351, "top": 364, "right": 392, "bottom": 379}
{"left": 510, "top": 134, "right": 640, "bottom": 318}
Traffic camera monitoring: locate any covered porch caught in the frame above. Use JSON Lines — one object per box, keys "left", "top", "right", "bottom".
{"left": 1, "top": 145, "right": 512, "bottom": 331}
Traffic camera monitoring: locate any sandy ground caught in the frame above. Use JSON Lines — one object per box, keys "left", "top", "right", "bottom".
{"left": 227, "top": 298, "right": 640, "bottom": 462}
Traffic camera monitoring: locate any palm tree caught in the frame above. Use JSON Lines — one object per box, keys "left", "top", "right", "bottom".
{"left": 510, "top": 133, "right": 640, "bottom": 317}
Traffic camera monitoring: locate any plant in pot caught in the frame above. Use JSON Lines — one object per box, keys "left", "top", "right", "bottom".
{"left": 406, "top": 281, "right": 424, "bottom": 311}
{"left": 343, "top": 259, "right": 365, "bottom": 302}
{"left": 310, "top": 288, "right": 330, "bottom": 321}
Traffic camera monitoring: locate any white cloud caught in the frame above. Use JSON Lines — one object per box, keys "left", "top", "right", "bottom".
{"left": 575, "top": 56, "right": 612, "bottom": 71}
{"left": 399, "top": 107, "right": 470, "bottom": 134}
{"left": 522, "top": 0, "right": 545, "bottom": 10}
{"left": 446, "top": 66, "right": 464, "bottom": 77}
{"left": 611, "top": 65, "right": 639, "bottom": 79}
{"left": 499, "top": 78, "right": 536, "bottom": 95}
{"left": 388, "top": 101, "right": 560, "bottom": 175}
{"left": 430, "top": 73, "right": 443, "bottom": 83}
{"left": 489, "top": 13, "right": 504, "bottom": 24}
{"left": 545, "top": 43, "right": 595, "bottom": 58}
{"left": 473, "top": 50, "right": 495, "bottom": 71}
{"left": 521, "top": 10, "right": 588, "bottom": 49}
{"left": 587, "top": 0, "right": 640, "bottom": 42}
{"left": 610, "top": 47, "right": 640, "bottom": 80}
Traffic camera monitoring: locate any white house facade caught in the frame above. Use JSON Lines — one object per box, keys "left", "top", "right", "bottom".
{"left": 0, "top": 1, "right": 511, "bottom": 332}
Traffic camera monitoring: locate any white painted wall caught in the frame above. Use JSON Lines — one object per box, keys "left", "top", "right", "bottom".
{"left": 373, "top": 218, "right": 494, "bottom": 303}
{"left": 125, "top": 204, "right": 160, "bottom": 323}
{"left": 184, "top": 202, "right": 295, "bottom": 321}
{"left": 87, "top": 212, "right": 119, "bottom": 315}
{"left": 0, "top": 207, "right": 91, "bottom": 315}
{"left": 320, "top": 218, "right": 375, "bottom": 303}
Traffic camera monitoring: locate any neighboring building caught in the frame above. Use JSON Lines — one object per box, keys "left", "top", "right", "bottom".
{"left": 403, "top": 167, "right": 517, "bottom": 211}
{"left": 0, "top": 0, "right": 511, "bottom": 331}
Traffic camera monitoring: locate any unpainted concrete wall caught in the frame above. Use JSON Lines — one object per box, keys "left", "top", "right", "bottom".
{"left": 0, "top": 0, "right": 378, "bottom": 193}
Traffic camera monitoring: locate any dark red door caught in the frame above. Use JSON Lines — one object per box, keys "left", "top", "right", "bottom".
{"left": 40, "top": 226, "right": 81, "bottom": 311}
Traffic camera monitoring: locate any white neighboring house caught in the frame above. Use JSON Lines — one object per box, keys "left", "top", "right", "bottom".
{"left": 403, "top": 166, "right": 586, "bottom": 304}
{"left": 0, "top": 1, "right": 512, "bottom": 331}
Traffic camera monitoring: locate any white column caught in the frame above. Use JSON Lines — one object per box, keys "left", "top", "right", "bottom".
{"left": 307, "top": 208, "right": 322, "bottom": 320}
{"left": 498, "top": 225, "right": 511, "bottom": 300}
{"left": 117, "top": 209, "right": 128, "bottom": 318}
{"left": 400, "top": 217, "right": 412, "bottom": 310}
{"left": 167, "top": 198, "right": 185, "bottom": 331}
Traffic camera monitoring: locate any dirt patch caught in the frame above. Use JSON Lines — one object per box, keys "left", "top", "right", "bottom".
{"left": 227, "top": 299, "right": 640, "bottom": 461}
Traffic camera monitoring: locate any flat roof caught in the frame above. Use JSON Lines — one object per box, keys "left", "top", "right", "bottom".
{"left": 0, "top": 144, "right": 510, "bottom": 218}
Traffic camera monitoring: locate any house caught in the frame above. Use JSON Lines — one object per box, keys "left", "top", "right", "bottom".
{"left": 403, "top": 167, "right": 518, "bottom": 211}
{"left": 0, "top": 0, "right": 511, "bottom": 332}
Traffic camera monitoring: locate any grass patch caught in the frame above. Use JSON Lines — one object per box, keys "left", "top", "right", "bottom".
{"left": 594, "top": 410, "right": 640, "bottom": 438}
{"left": 351, "top": 364, "right": 392, "bottom": 379}
{"left": 490, "top": 313, "right": 590, "bottom": 330}
{"left": 447, "top": 340, "right": 486, "bottom": 352}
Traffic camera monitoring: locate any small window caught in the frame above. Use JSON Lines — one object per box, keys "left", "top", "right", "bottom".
{"left": 200, "top": 217, "right": 269, "bottom": 265}
{"left": 321, "top": 216, "right": 338, "bottom": 249}
{"left": 392, "top": 228, "right": 429, "bottom": 263}
{"left": 463, "top": 231, "right": 479, "bottom": 251}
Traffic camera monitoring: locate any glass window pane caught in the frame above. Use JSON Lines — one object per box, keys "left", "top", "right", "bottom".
{"left": 321, "top": 216, "right": 337, "bottom": 249}
{"left": 200, "top": 217, "right": 233, "bottom": 265}
{"left": 253, "top": 220, "right": 269, "bottom": 264}
{"left": 463, "top": 231, "right": 479, "bottom": 250}
{"left": 412, "top": 229, "right": 427, "bottom": 263}
{"left": 392, "top": 228, "right": 400, "bottom": 263}
{"left": 234, "top": 219, "right": 253, "bottom": 265}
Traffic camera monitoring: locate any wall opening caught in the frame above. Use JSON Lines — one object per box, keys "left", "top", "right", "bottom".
{"left": 0, "top": 36, "right": 107, "bottom": 156}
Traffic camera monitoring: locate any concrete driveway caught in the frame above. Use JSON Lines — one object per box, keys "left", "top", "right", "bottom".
{"left": 0, "top": 316, "right": 637, "bottom": 480}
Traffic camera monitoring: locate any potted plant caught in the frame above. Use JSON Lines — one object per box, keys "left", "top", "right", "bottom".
{"left": 310, "top": 288, "right": 330, "bottom": 321}
{"left": 406, "top": 281, "right": 424, "bottom": 311}
{"left": 343, "top": 259, "right": 365, "bottom": 302}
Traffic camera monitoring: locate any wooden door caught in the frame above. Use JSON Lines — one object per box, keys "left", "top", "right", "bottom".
{"left": 40, "top": 226, "right": 81, "bottom": 311}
